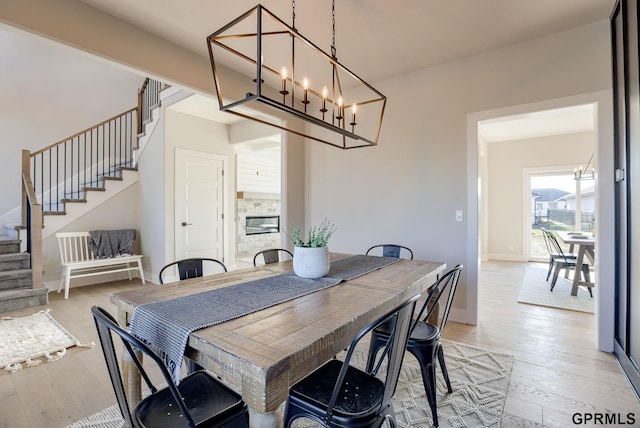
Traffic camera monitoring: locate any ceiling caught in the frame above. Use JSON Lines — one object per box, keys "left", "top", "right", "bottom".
{"left": 3, "top": 1, "right": 616, "bottom": 143}
{"left": 79, "top": 0, "right": 615, "bottom": 84}
{"left": 75, "top": 0, "right": 614, "bottom": 140}
{"left": 478, "top": 104, "right": 595, "bottom": 143}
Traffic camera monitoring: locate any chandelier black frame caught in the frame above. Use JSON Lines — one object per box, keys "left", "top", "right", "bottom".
{"left": 206, "top": 4, "right": 387, "bottom": 149}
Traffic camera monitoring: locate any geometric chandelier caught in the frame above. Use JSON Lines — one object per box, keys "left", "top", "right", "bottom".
{"left": 206, "top": 2, "right": 387, "bottom": 149}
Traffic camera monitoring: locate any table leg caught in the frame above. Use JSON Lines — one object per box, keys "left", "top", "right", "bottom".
{"left": 565, "top": 244, "right": 575, "bottom": 279}
{"left": 122, "top": 349, "right": 142, "bottom": 409}
{"left": 571, "top": 245, "right": 586, "bottom": 296}
{"left": 117, "top": 307, "right": 143, "bottom": 407}
{"left": 248, "top": 407, "right": 283, "bottom": 428}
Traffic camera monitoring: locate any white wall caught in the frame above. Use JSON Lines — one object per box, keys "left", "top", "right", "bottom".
{"left": 0, "top": 26, "right": 142, "bottom": 218}
{"left": 486, "top": 132, "right": 594, "bottom": 260}
{"left": 305, "top": 20, "right": 611, "bottom": 323}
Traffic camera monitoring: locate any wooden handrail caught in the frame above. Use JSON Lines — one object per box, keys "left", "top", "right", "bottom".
{"left": 21, "top": 166, "right": 43, "bottom": 289}
{"left": 137, "top": 80, "right": 146, "bottom": 135}
{"left": 31, "top": 107, "right": 137, "bottom": 157}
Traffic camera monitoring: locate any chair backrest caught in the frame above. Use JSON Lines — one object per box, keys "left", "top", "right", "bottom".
{"left": 414, "top": 264, "right": 463, "bottom": 333}
{"left": 325, "top": 294, "right": 420, "bottom": 425}
{"left": 365, "top": 244, "right": 414, "bottom": 260}
{"left": 159, "top": 258, "right": 227, "bottom": 284}
{"left": 253, "top": 248, "right": 293, "bottom": 266}
{"left": 543, "top": 230, "right": 571, "bottom": 262}
{"left": 91, "top": 306, "right": 198, "bottom": 427}
{"left": 540, "top": 227, "right": 555, "bottom": 256}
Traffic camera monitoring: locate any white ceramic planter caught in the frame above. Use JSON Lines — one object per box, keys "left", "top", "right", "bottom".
{"left": 293, "top": 246, "right": 330, "bottom": 279}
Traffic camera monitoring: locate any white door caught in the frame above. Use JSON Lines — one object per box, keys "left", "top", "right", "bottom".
{"left": 175, "top": 149, "right": 225, "bottom": 271}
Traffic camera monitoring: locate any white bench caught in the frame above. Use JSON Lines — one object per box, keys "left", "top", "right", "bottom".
{"left": 56, "top": 231, "right": 145, "bottom": 299}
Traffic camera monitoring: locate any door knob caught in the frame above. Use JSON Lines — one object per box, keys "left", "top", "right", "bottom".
{"left": 181, "top": 222, "right": 192, "bottom": 227}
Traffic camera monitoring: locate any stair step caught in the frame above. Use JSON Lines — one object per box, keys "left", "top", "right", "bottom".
{"left": 0, "top": 269, "right": 33, "bottom": 290}
{"left": 0, "top": 288, "right": 48, "bottom": 314}
{"left": 0, "top": 253, "right": 30, "bottom": 271}
{"left": 0, "top": 240, "right": 20, "bottom": 254}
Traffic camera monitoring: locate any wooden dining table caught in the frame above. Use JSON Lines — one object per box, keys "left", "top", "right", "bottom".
{"left": 557, "top": 231, "right": 595, "bottom": 296}
{"left": 110, "top": 253, "right": 446, "bottom": 428}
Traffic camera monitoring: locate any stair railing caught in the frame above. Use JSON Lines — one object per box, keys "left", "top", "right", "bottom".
{"left": 138, "top": 78, "right": 162, "bottom": 135}
{"left": 27, "top": 108, "right": 138, "bottom": 213}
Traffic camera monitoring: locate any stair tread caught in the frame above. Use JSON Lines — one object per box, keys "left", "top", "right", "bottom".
{"left": 0, "top": 239, "right": 20, "bottom": 244}
{"left": 0, "top": 288, "right": 48, "bottom": 298}
{"left": 0, "top": 253, "right": 29, "bottom": 261}
{"left": 0, "top": 269, "right": 32, "bottom": 277}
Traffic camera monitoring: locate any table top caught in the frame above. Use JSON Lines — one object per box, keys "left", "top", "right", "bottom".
{"left": 556, "top": 231, "right": 595, "bottom": 245}
{"left": 111, "top": 253, "right": 446, "bottom": 413}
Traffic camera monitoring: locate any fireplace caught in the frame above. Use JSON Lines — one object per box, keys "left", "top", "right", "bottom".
{"left": 246, "top": 215, "right": 280, "bottom": 235}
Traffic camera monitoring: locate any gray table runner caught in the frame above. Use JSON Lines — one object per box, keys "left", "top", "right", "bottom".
{"left": 129, "top": 255, "right": 400, "bottom": 383}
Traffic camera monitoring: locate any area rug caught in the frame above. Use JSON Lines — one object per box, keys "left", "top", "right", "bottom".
{"left": 517, "top": 263, "right": 594, "bottom": 313}
{"left": 0, "top": 309, "right": 94, "bottom": 373}
{"left": 68, "top": 340, "right": 514, "bottom": 428}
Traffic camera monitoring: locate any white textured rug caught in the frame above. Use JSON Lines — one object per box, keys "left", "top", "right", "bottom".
{"left": 517, "top": 263, "right": 594, "bottom": 313}
{"left": 0, "top": 309, "right": 94, "bottom": 373}
{"left": 69, "top": 340, "right": 514, "bottom": 428}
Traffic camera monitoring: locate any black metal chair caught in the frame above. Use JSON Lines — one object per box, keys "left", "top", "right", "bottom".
{"left": 252, "top": 248, "right": 293, "bottom": 266}
{"left": 365, "top": 265, "right": 463, "bottom": 428}
{"left": 365, "top": 244, "right": 414, "bottom": 260}
{"left": 159, "top": 258, "right": 227, "bottom": 284}
{"left": 91, "top": 306, "right": 249, "bottom": 428}
{"left": 283, "top": 294, "right": 420, "bottom": 428}
{"left": 540, "top": 227, "right": 577, "bottom": 281}
{"left": 544, "top": 230, "right": 592, "bottom": 296}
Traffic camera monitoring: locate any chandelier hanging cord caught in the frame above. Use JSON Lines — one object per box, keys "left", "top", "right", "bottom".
{"left": 331, "top": 0, "right": 337, "bottom": 59}
{"left": 292, "top": 0, "right": 296, "bottom": 30}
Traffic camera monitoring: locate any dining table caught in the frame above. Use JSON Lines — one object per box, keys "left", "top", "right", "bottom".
{"left": 556, "top": 231, "right": 595, "bottom": 296}
{"left": 110, "top": 253, "right": 446, "bottom": 428}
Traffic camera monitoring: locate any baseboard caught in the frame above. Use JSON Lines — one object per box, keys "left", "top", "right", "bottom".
{"left": 486, "top": 253, "right": 527, "bottom": 262}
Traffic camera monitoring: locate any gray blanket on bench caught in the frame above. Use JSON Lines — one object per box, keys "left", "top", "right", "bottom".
{"left": 89, "top": 229, "right": 136, "bottom": 259}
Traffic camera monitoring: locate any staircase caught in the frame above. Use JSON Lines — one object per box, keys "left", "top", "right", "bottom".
{"left": 0, "top": 238, "right": 48, "bottom": 313}
{"left": 0, "top": 78, "right": 164, "bottom": 313}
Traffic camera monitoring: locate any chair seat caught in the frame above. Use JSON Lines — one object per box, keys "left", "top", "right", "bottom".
{"left": 375, "top": 318, "right": 439, "bottom": 343}
{"left": 134, "top": 370, "right": 247, "bottom": 427}
{"left": 550, "top": 252, "right": 577, "bottom": 260}
{"left": 288, "top": 359, "right": 385, "bottom": 423}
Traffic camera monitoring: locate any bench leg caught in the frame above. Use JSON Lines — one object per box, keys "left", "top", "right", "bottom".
{"left": 58, "top": 267, "right": 72, "bottom": 299}
{"left": 58, "top": 274, "right": 65, "bottom": 294}
{"left": 138, "top": 261, "right": 146, "bottom": 284}
{"left": 126, "top": 262, "right": 133, "bottom": 281}
{"left": 64, "top": 270, "right": 71, "bottom": 299}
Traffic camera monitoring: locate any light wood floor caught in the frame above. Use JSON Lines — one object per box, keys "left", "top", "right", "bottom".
{"left": 0, "top": 261, "right": 637, "bottom": 428}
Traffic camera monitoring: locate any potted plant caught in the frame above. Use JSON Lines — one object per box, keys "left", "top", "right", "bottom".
{"left": 288, "top": 219, "right": 336, "bottom": 279}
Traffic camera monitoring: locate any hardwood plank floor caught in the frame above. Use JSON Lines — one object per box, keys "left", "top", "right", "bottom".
{"left": 0, "top": 261, "right": 637, "bottom": 427}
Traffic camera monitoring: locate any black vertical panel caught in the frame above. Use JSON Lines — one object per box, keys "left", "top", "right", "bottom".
{"left": 613, "top": 0, "right": 640, "bottom": 397}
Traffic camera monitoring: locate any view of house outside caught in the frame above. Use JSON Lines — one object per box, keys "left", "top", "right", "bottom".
{"left": 530, "top": 174, "right": 596, "bottom": 258}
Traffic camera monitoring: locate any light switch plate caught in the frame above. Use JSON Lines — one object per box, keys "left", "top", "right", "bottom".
{"left": 456, "top": 210, "right": 464, "bottom": 222}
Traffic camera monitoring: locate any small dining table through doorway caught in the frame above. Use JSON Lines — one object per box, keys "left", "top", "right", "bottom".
{"left": 557, "top": 231, "right": 595, "bottom": 296}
